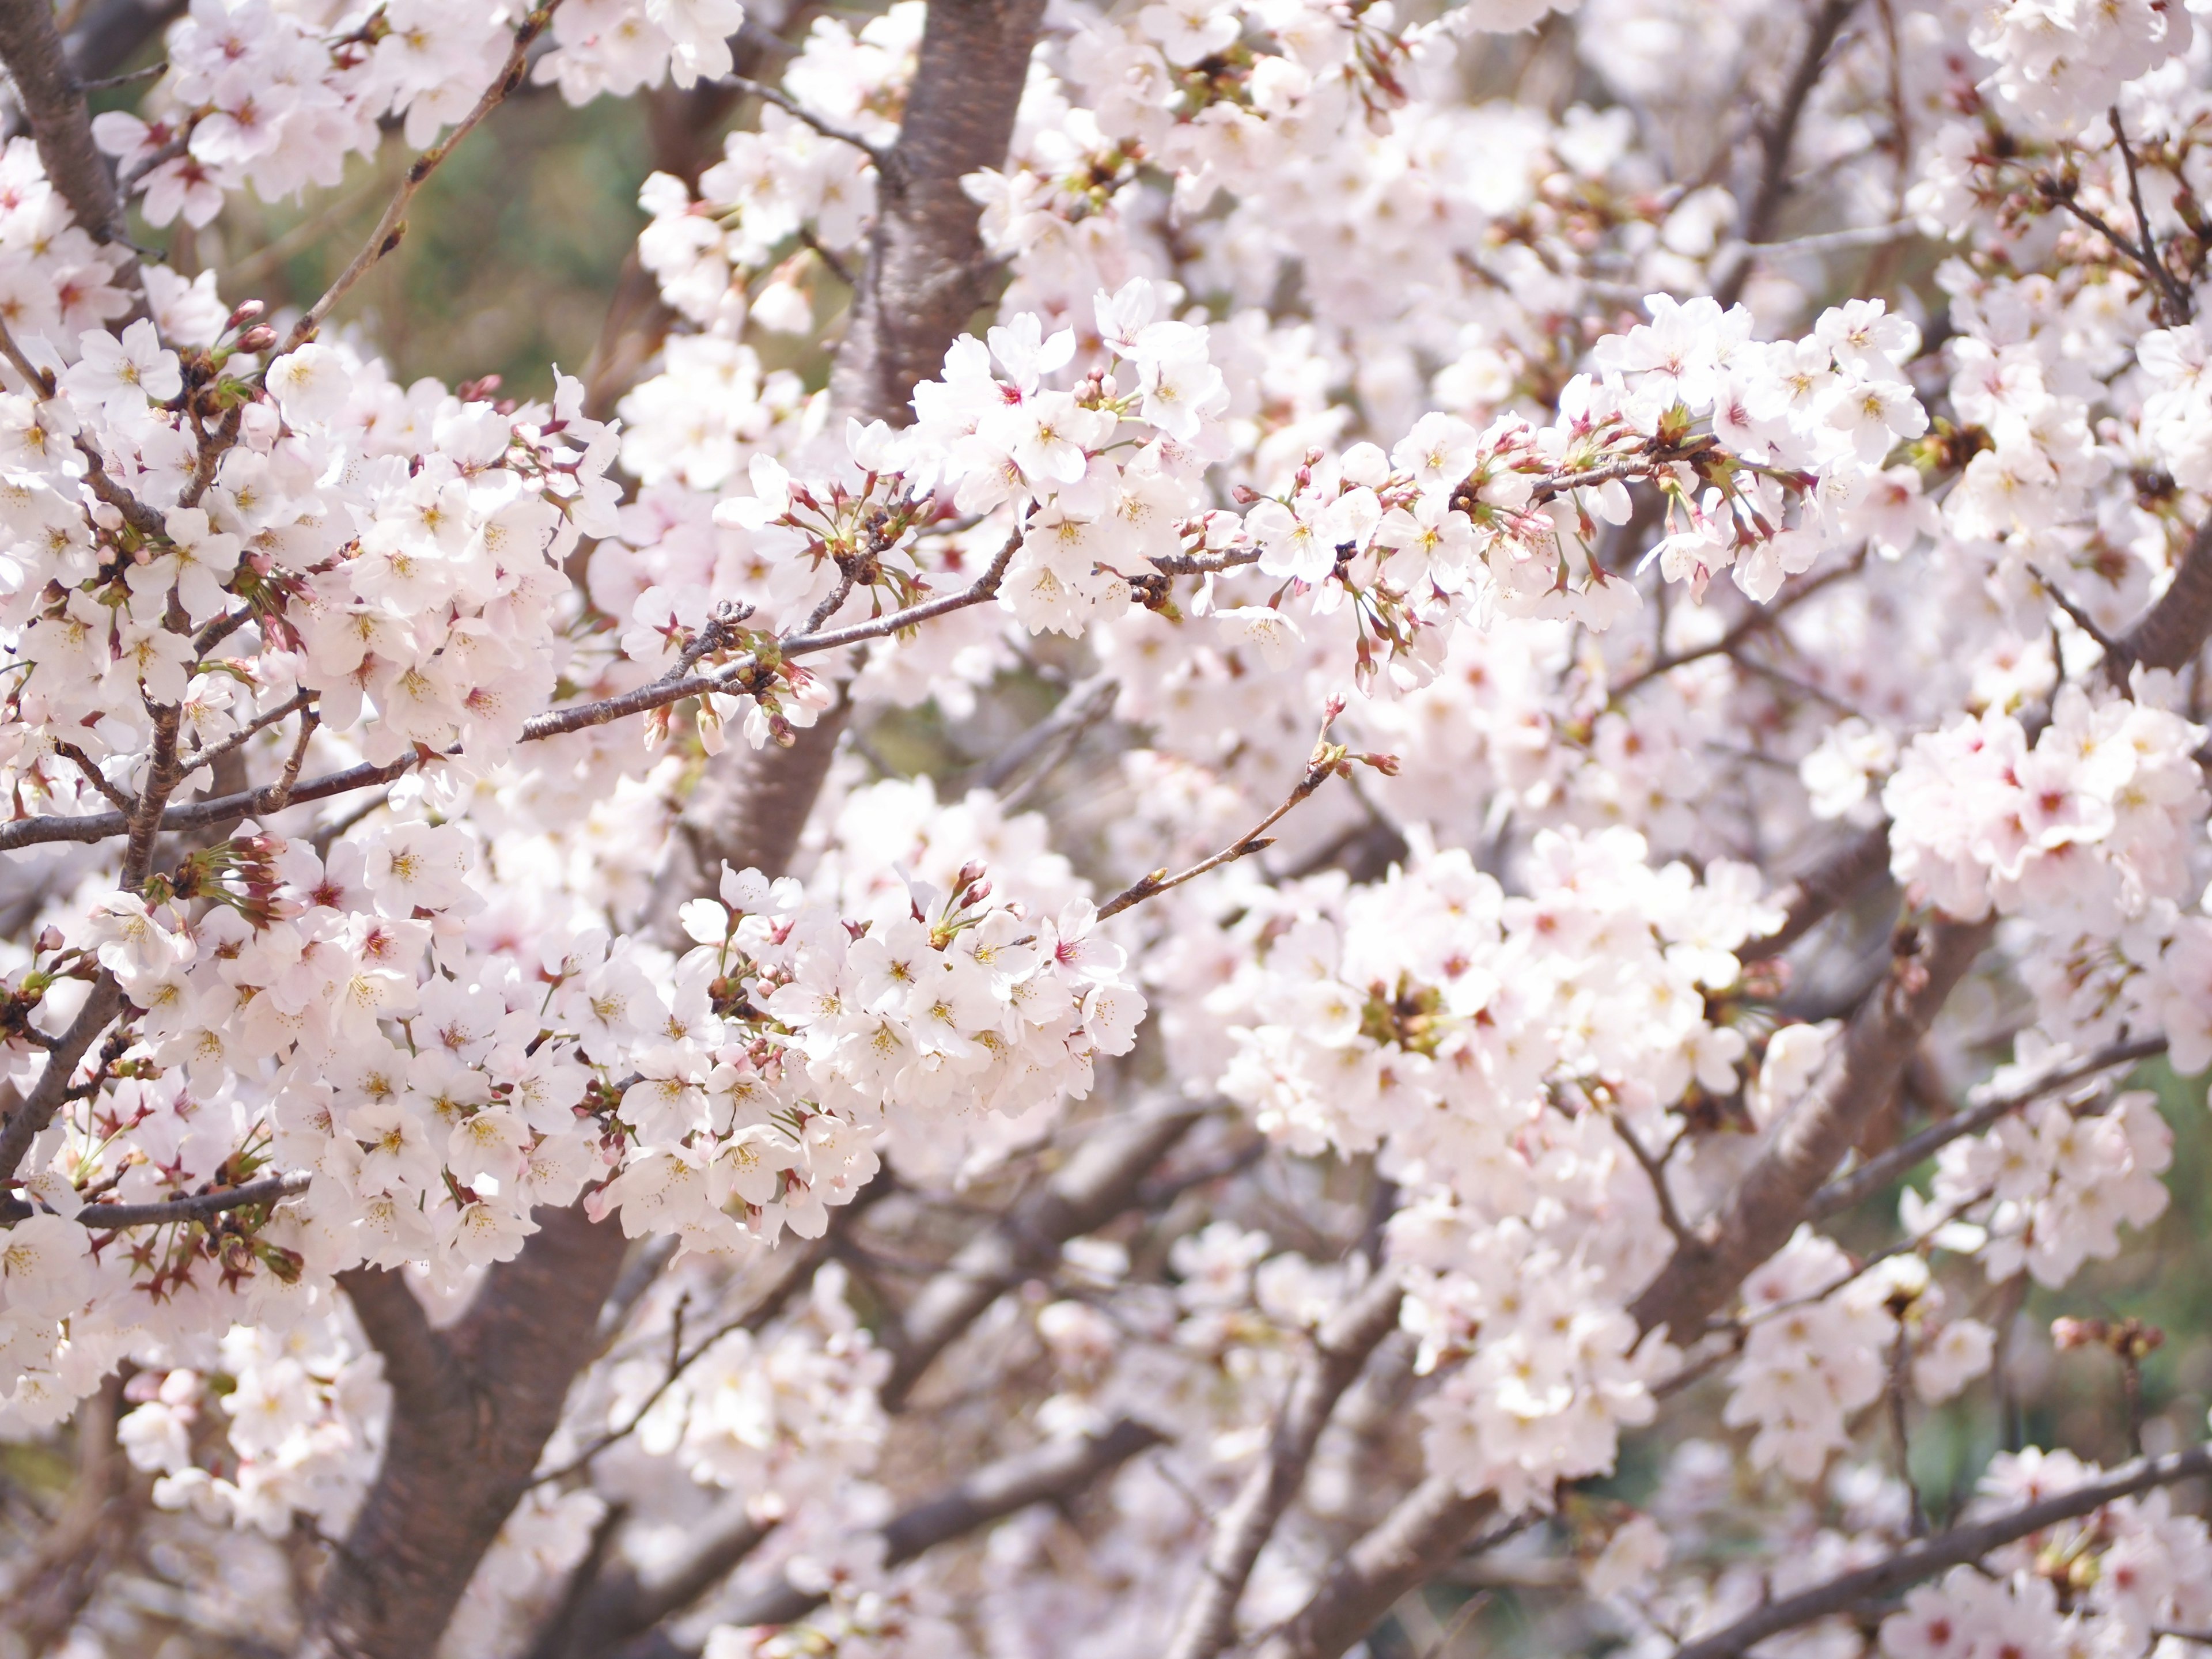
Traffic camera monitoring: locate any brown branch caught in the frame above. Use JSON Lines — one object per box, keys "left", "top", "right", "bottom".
{"left": 1615, "top": 554, "right": 1865, "bottom": 695}
{"left": 0, "top": 971, "right": 123, "bottom": 1190}
{"left": 301, "top": 1207, "right": 631, "bottom": 1659}
{"left": 1165, "top": 1269, "right": 1408, "bottom": 1659}
{"left": 725, "top": 74, "right": 892, "bottom": 171}
{"left": 713, "top": 1418, "right": 1168, "bottom": 1631}
{"left": 1631, "top": 914, "right": 1993, "bottom": 1341}
{"left": 881, "top": 1103, "right": 1206, "bottom": 1409}
{"left": 0, "top": 1168, "right": 311, "bottom": 1226}
{"left": 1259, "top": 914, "right": 1994, "bottom": 1659}
{"left": 0, "top": 540, "right": 1024, "bottom": 857}
{"left": 1739, "top": 820, "right": 1893, "bottom": 963}
{"left": 1095, "top": 743, "right": 1340, "bottom": 921}
{"left": 0, "top": 0, "right": 137, "bottom": 278}
{"left": 1669, "top": 1442, "right": 2212, "bottom": 1659}
{"left": 1809, "top": 1035, "right": 2164, "bottom": 1219}
{"left": 1714, "top": 0, "right": 1862, "bottom": 307}
{"left": 2108, "top": 513, "right": 2212, "bottom": 687}
{"left": 828, "top": 0, "right": 1047, "bottom": 424}
{"left": 529, "top": 1195, "right": 874, "bottom": 1491}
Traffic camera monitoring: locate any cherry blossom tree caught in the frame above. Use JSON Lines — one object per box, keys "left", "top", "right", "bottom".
{"left": 7, "top": 0, "right": 2212, "bottom": 1655}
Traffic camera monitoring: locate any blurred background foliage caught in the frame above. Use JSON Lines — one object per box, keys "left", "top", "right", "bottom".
{"left": 124, "top": 89, "right": 658, "bottom": 402}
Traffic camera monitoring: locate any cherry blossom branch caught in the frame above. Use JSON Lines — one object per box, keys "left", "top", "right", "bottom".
{"left": 724, "top": 74, "right": 895, "bottom": 172}
{"left": 1094, "top": 733, "right": 1349, "bottom": 921}
{"left": 1633, "top": 915, "right": 1994, "bottom": 1340}
{"left": 1165, "top": 1268, "right": 1408, "bottom": 1659}
{"left": 281, "top": 1, "right": 565, "bottom": 353}
{"left": 0, "top": 973, "right": 124, "bottom": 1191}
{"left": 304, "top": 1205, "right": 630, "bottom": 1659}
{"left": 2107, "top": 513, "right": 2212, "bottom": 687}
{"left": 1615, "top": 553, "right": 1865, "bottom": 695}
{"left": 1668, "top": 1442, "right": 2212, "bottom": 1659}
{"left": 51, "top": 741, "right": 132, "bottom": 813}
{"left": 2033, "top": 161, "right": 2191, "bottom": 328}
{"left": 2027, "top": 562, "right": 2127, "bottom": 658}
{"left": 1714, "top": 0, "right": 1862, "bottom": 306}
{"left": 183, "top": 689, "right": 317, "bottom": 774}
{"left": 0, "top": 531, "right": 1022, "bottom": 854}
{"left": 1254, "top": 1478, "right": 1501, "bottom": 1659}
{"left": 1739, "top": 820, "right": 1893, "bottom": 963}
{"left": 880, "top": 1103, "right": 1207, "bottom": 1408}
{"left": 0, "top": 0, "right": 136, "bottom": 264}
{"left": 714, "top": 1418, "right": 1169, "bottom": 1629}
{"left": 1262, "top": 914, "right": 1993, "bottom": 1659}
{"left": 0, "top": 1169, "right": 312, "bottom": 1228}
{"left": 2107, "top": 107, "right": 2188, "bottom": 323}
{"left": 528, "top": 1202, "right": 868, "bottom": 1490}
{"left": 1809, "top": 1035, "right": 2165, "bottom": 1219}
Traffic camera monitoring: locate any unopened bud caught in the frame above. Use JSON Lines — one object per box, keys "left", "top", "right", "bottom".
{"left": 1231, "top": 484, "right": 1262, "bottom": 504}
{"left": 34, "top": 926, "right": 62, "bottom": 955}
{"left": 225, "top": 300, "right": 266, "bottom": 329}
{"left": 2051, "top": 1316, "right": 2099, "bottom": 1350}
{"left": 953, "top": 860, "right": 988, "bottom": 892}
{"left": 1359, "top": 751, "right": 1401, "bottom": 776}
{"left": 236, "top": 324, "right": 276, "bottom": 353}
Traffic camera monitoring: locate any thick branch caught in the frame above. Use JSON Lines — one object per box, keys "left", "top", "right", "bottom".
{"left": 828, "top": 0, "right": 1046, "bottom": 424}
{"left": 1631, "top": 914, "right": 1993, "bottom": 1341}
{"left": 1740, "top": 821, "right": 1893, "bottom": 963}
{"left": 301, "top": 1207, "right": 631, "bottom": 1659}
{"left": 713, "top": 1418, "right": 1167, "bottom": 1631}
{"left": 881, "top": 1104, "right": 1205, "bottom": 1410}
{"left": 1670, "top": 1442, "right": 2212, "bottom": 1659}
{"left": 0, "top": 0, "right": 130, "bottom": 251}
{"left": 2108, "top": 514, "right": 2212, "bottom": 686}
{"left": 1166, "top": 1270, "right": 1407, "bottom": 1659}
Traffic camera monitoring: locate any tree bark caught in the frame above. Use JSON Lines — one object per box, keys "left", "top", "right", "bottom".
{"left": 828, "top": 0, "right": 1043, "bottom": 425}
{"left": 0, "top": 0, "right": 138, "bottom": 275}
{"left": 308, "top": 0, "right": 1052, "bottom": 1650}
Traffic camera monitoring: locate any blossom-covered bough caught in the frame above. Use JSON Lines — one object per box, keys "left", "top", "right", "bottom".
{"left": 10, "top": 0, "right": 2212, "bottom": 1655}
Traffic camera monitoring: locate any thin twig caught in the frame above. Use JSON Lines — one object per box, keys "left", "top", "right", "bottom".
{"left": 51, "top": 741, "right": 132, "bottom": 812}
{"left": 1615, "top": 1118, "right": 1695, "bottom": 1244}
{"left": 1616, "top": 552, "right": 1864, "bottom": 694}
{"left": 1095, "top": 732, "right": 1344, "bottom": 921}
{"left": 281, "top": 2, "right": 565, "bottom": 353}
{"left": 2107, "top": 105, "right": 2189, "bottom": 322}
{"left": 184, "top": 690, "right": 316, "bottom": 775}
{"left": 1809, "top": 1035, "right": 2164, "bottom": 1218}
{"left": 2027, "top": 562, "right": 2126, "bottom": 658}
{"left": 74, "top": 59, "right": 164, "bottom": 89}
{"left": 1668, "top": 1441, "right": 2212, "bottom": 1659}
{"left": 725, "top": 74, "right": 895, "bottom": 172}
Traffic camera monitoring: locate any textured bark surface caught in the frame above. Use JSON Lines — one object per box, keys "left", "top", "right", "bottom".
{"left": 0, "top": 0, "right": 139, "bottom": 305}
{"left": 1258, "top": 916, "right": 1997, "bottom": 1659}
{"left": 828, "top": 0, "right": 1045, "bottom": 425}
{"left": 2112, "top": 514, "right": 2212, "bottom": 683}
{"left": 882, "top": 1105, "right": 1205, "bottom": 1408}
{"left": 300, "top": 1208, "right": 630, "bottom": 1659}
{"left": 312, "top": 2, "right": 1054, "bottom": 1650}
